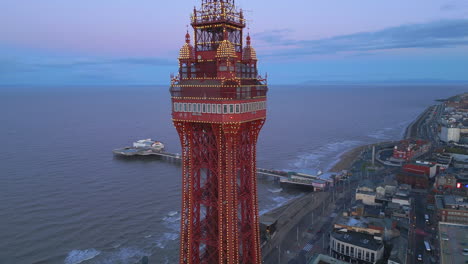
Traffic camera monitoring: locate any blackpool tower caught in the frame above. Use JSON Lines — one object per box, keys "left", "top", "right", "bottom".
{"left": 170, "top": 0, "right": 268, "bottom": 263}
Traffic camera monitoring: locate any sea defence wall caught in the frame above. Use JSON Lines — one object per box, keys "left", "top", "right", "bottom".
{"left": 405, "top": 106, "right": 432, "bottom": 139}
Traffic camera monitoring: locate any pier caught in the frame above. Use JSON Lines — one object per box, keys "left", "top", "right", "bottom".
{"left": 113, "top": 149, "right": 322, "bottom": 180}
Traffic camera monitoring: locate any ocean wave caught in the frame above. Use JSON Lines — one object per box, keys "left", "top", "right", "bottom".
{"left": 292, "top": 140, "right": 362, "bottom": 172}
{"left": 368, "top": 130, "right": 390, "bottom": 140}
{"left": 162, "top": 211, "right": 182, "bottom": 233}
{"left": 64, "top": 248, "right": 101, "bottom": 264}
{"left": 100, "top": 247, "right": 148, "bottom": 264}
{"left": 259, "top": 193, "right": 304, "bottom": 215}
{"left": 268, "top": 188, "right": 283, "bottom": 193}
{"left": 167, "top": 211, "right": 178, "bottom": 217}
{"left": 163, "top": 215, "right": 181, "bottom": 223}
{"left": 155, "top": 232, "right": 179, "bottom": 249}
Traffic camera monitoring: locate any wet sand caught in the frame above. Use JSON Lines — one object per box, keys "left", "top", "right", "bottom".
{"left": 329, "top": 144, "right": 369, "bottom": 172}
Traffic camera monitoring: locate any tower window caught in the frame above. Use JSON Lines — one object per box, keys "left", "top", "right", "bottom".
{"left": 197, "top": 104, "right": 201, "bottom": 113}
{"left": 235, "top": 104, "right": 240, "bottom": 113}
{"left": 207, "top": 104, "right": 211, "bottom": 113}
{"left": 229, "top": 104, "right": 234, "bottom": 113}
{"left": 184, "top": 103, "right": 187, "bottom": 112}
{"left": 223, "top": 105, "right": 228, "bottom": 114}
{"left": 218, "top": 104, "right": 222, "bottom": 114}
{"left": 202, "top": 104, "right": 206, "bottom": 113}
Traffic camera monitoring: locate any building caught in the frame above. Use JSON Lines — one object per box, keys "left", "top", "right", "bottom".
{"left": 330, "top": 230, "right": 384, "bottom": 264}
{"left": 435, "top": 173, "right": 458, "bottom": 191}
{"left": 355, "top": 181, "right": 378, "bottom": 206}
{"left": 308, "top": 254, "right": 348, "bottom": 264}
{"left": 387, "top": 236, "right": 408, "bottom": 264}
{"left": 402, "top": 161, "right": 437, "bottom": 178}
{"left": 435, "top": 195, "right": 468, "bottom": 224}
{"left": 440, "top": 126, "right": 461, "bottom": 143}
{"left": 334, "top": 216, "right": 398, "bottom": 241}
{"left": 396, "top": 172, "right": 429, "bottom": 189}
{"left": 392, "top": 139, "right": 431, "bottom": 162}
{"left": 170, "top": 1, "right": 268, "bottom": 263}
{"left": 438, "top": 222, "right": 468, "bottom": 264}
{"left": 356, "top": 190, "right": 377, "bottom": 206}
{"left": 391, "top": 189, "right": 411, "bottom": 207}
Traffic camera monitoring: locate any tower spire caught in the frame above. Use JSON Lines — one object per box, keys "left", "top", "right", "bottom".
{"left": 185, "top": 26, "right": 190, "bottom": 44}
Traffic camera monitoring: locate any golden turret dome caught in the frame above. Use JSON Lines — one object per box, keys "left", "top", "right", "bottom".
{"left": 243, "top": 34, "right": 257, "bottom": 61}
{"left": 216, "top": 39, "right": 236, "bottom": 58}
{"left": 179, "top": 31, "right": 195, "bottom": 60}
{"left": 179, "top": 43, "right": 195, "bottom": 60}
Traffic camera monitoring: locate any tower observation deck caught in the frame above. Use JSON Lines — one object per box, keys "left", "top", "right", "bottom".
{"left": 170, "top": 0, "right": 268, "bottom": 263}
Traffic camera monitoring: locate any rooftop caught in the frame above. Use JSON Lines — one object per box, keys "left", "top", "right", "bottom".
{"left": 389, "top": 236, "right": 408, "bottom": 264}
{"left": 408, "top": 161, "right": 436, "bottom": 167}
{"left": 308, "top": 254, "right": 348, "bottom": 264}
{"left": 436, "top": 195, "right": 468, "bottom": 211}
{"left": 331, "top": 230, "right": 383, "bottom": 251}
{"left": 439, "top": 222, "right": 468, "bottom": 264}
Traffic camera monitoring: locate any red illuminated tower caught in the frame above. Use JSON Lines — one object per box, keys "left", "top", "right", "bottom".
{"left": 170, "top": 0, "right": 268, "bottom": 263}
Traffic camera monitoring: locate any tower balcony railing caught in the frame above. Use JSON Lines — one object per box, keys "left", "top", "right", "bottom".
{"left": 191, "top": 13, "right": 245, "bottom": 27}
{"left": 170, "top": 85, "right": 267, "bottom": 100}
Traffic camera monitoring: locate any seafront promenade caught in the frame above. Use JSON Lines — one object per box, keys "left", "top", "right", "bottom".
{"left": 260, "top": 98, "right": 444, "bottom": 263}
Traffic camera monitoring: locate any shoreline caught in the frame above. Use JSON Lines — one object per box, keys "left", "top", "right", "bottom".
{"left": 328, "top": 144, "right": 370, "bottom": 172}
{"left": 261, "top": 103, "right": 434, "bottom": 262}
{"left": 328, "top": 106, "right": 429, "bottom": 173}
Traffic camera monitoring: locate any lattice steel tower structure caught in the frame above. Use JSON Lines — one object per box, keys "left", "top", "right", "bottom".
{"left": 170, "top": 0, "right": 268, "bottom": 263}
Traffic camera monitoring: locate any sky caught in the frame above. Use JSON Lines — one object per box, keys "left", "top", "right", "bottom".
{"left": 0, "top": 0, "right": 467, "bottom": 85}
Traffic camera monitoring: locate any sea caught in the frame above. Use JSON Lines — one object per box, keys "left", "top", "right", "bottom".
{"left": 0, "top": 85, "right": 466, "bottom": 264}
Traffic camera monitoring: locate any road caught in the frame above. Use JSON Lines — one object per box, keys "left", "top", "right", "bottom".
{"left": 417, "top": 103, "right": 444, "bottom": 145}
{"left": 409, "top": 191, "right": 438, "bottom": 264}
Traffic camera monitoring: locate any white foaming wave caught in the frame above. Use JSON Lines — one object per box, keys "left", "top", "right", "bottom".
{"left": 155, "top": 212, "right": 182, "bottom": 249}
{"left": 167, "top": 211, "right": 178, "bottom": 217}
{"left": 259, "top": 193, "right": 304, "bottom": 215}
{"left": 325, "top": 140, "right": 364, "bottom": 172}
{"left": 100, "top": 247, "right": 148, "bottom": 264}
{"left": 164, "top": 232, "right": 179, "bottom": 241}
{"left": 155, "top": 232, "right": 179, "bottom": 249}
{"left": 293, "top": 153, "right": 324, "bottom": 172}
{"left": 64, "top": 248, "right": 101, "bottom": 264}
{"left": 368, "top": 124, "right": 405, "bottom": 140}
{"left": 293, "top": 140, "right": 363, "bottom": 172}
{"left": 162, "top": 210, "right": 182, "bottom": 234}
{"left": 368, "top": 130, "right": 390, "bottom": 140}
{"left": 268, "top": 188, "right": 283, "bottom": 193}
{"left": 163, "top": 215, "right": 181, "bottom": 223}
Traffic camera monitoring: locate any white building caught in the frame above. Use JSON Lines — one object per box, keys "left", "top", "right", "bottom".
{"left": 356, "top": 190, "right": 377, "bottom": 206}
{"left": 330, "top": 230, "right": 384, "bottom": 264}
{"left": 440, "top": 126, "right": 460, "bottom": 143}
